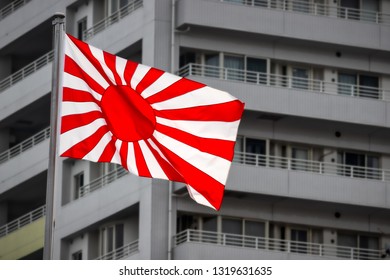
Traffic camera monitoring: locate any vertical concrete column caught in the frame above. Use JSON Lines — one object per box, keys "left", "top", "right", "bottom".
{"left": 0, "top": 128, "right": 10, "bottom": 153}
{"left": 0, "top": 202, "right": 8, "bottom": 226}
{"left": 0, "top": 55, "right": 11, "bottom": 81}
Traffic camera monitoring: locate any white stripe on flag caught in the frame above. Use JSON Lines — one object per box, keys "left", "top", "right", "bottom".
{"left": 186, "top": 185, "right": 216, "bottom": 210}
{"left": 126, "top": 142, "right": 139, "bottom": 176}
{"left": 115, "top": 56, "right": 128, "bottom": 85}
{"left": 89, "top": 46, "right": 116, "bottom": 85}
{"left": 151, "top": 86, "right": 236, "bottom": 110}
{"left": 153, "top": 131, "right": 231, "bottom": 185}
{"left": 60, "top": 118, "right": 106, "bottom": 155}
{"left": 63, "top": 72, "right": 102, "bottom": 101}
{"left": 82, "top": 131, "right": 112, "bottom": 161}
{"left": 156, "top": 117, "right": 240, "bottom": 141}
{"left": 65, "top": 36, "right": 110, "bottom": 89}
{"left": 111, "top": 139, "right": 123, "bottom": 165}
{"left": 130, "top": 64, "right": 150, "bottom": 90}
{"left": 141, "top": 72, "right": 182, "bottom": 99}
{"left": 61, "top": 101, "right": 101, "bottom": 117}
{"left": 138, "top": 140, "right": 169, "bottom": 180}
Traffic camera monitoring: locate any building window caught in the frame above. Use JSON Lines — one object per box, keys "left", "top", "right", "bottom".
{"left": 292, "top": 67, "right": 309, "bottom": 90}
{"left": 77, "top": 17, "right": 87, "bottom": 40}
{"left": 100, "top": 223, "right": 124, "bottom": 258}
{"left": 291, "top": 147, "right": 310, "bottom": 171}
{"left": 337, "top": 232, "right": 379, "bottom": 259}
{"left": 106, "top": 0, "right": 131, "bottom": 16}
{"left": 337, "top": 151, "right": 380, "bottom": 179}
{"left": 338, "top": 72, "right": 379, "bottom": 99}
{"left": 71, "top": 250, "right": 83, "bottom": 260}
{"left": 246, "top": 57, "right": 267, "bottom": 84}
{"left": 204, "top": 53, "right": 220, "bottom": 78}
{"left": 290, "top": 228, "right": 308, "bottom": 253}
{"left": 74, "top": 172, "right": 84, "bottom": 199}
{"left": 222, "top": 217, "right": 243, "bottom": 246}
{"left": 224, "top": 55, "right": 245, "bottom": 81}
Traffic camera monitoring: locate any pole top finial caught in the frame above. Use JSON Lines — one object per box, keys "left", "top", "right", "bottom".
{"left": 53, "top": 12, "right": 65, "bottom": 19}
{"left": 52, "top": 12, "right": 65, "bottom": 26}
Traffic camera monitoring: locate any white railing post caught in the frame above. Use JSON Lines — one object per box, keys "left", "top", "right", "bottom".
{"left": 187, "top": 229, "right": 190, "bottom": 242}
{"left": 319, "top": 244, "right": 323, "bottom": 256}
{"left": 188, "top": 63, "right": 192, "bottom": 76}
{"left": 350, "top": 248, "right": 354, "bottom": 259}
{"left": 350, "top": 166, "right": 354, "bottom": 178}
{"left": 287, "top": 241, "right": 291, "bottom": 253}
{"left": 319, "top": 162, "right": 323, "bottom": 174}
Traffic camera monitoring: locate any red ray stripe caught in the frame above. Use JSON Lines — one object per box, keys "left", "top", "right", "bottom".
{"left": 135, "top": 67, "right": 165, "bottom": 94}
{"left": 63, "top": 87, "right": 101, "bottom": 104}
{"left": 64, "top": 56, "right": 106, "bottom": 95}
{"left": 103, "top": 51, "right": 123, "bottom": 85}
{"left": 61, "top": 111, "right": 103, "bottom": 134}
{"left": 154, "top": 100, "right": 245, "bottom": 122}
{"left": 144, "top": 140, "right": 185, "bottom": 182}
{"left": 133, "top": 142, "right": 151, "bottom": 177}
{"left": 155, "top": 123, "right": 235, "bottom": 161}
{"left": 123, "top": 60, "right": 138, "bottom": 86}
{"left": 120, "top": 142, "right": 129, "bottom": 170}
{"left": 151, "top": 136, "right": 225, "bottom": 210}
{"left": 98, "top": 137, "right": 117, "bottom": 162}
{"left": 61, "top": 126, "right": 109, "bottom": 159}
{"left": 146, "top": 77, "right": 205, "bottom": 104}
{"left": 67, "top": 34, "right": 113, "bottom": 86}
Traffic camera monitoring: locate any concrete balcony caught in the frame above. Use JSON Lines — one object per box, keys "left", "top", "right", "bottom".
{"left": 0, "top": 51, "right": 52, "bottom": 122}
{"left": 0, "top": 0, "right": 74, "bottom": 50}
{"left": 0, "top": 0, "right": 31, "bottom": 22}
{"left": 55, "top": 172, "right": 149, "bottom": 241}
{"left": 83, "top": 0, "right": 143, "bottom": 41}
{"left": 173, "top": 229, "right": 384, "bottom": 260}
{"left": 85, "top": 0, "right": 144, "bottom": 56}
{"left": 96, "top": 240, "right": 139, "bottom": 260}
{"left": 176, "top": 0, "right": 390, "bottom": 51}
{"left": 227, "top": 152, "right": 390, "bottom": 209}
{"left": 0, "top": 128, "right": 49, "bottom": 195}
{"left": 0, "top": 206, "right": 45, "bottom": 260}
{"left": 178, "top": 64, "right": 390, "bottom": 128}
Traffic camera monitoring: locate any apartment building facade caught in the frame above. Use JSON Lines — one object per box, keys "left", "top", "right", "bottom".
{"left": 0, "top": 0, "right": 390, "bottom": 260}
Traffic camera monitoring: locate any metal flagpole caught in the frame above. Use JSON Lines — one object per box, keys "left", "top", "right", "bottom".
{"left": 167, "top": 0, "right": 176, "bottom": 261}
{"left": 43, "top": 13, "right": 65, "bottom": 260}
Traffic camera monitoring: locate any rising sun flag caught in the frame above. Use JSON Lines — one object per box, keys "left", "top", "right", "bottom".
{"left": 59, "top": 34, "right": 244, "bottom": 210}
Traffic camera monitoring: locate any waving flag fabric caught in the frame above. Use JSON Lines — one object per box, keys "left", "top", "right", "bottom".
{"left": 59, "top": 34, "right": 244, "bottom": 210}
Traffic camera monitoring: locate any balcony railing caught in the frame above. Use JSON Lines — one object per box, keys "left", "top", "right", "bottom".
{"left": 0, "top": 0, "right": 31, "bottom": 21}
{"left": 96, "top": 239, "right": 139, "bottom": 260}
{"left": 178, "top": 63, "right": 389, "bottom": 101}
{"left": 175, "top": 229, "right": 384, "bottom": 260}
{"left": 78, "top": 166, "right": 128, "bottom": 198}
{"left": 221, "top": 0, "right": 390, "bottom": 25}
{"left": 233, "top": 151, "right": 390, "bottom": 183}
{"left": 83, "top": 0, "right": 143, "bottom": 40}
{"left": 0, "top": 205, "right": 46, "bottom": 238}
{"left": 0, "top": 127, "right": 50, "bottom": 165}
{"left": 0, "top": 51, "right": 54, "bottom": 93}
